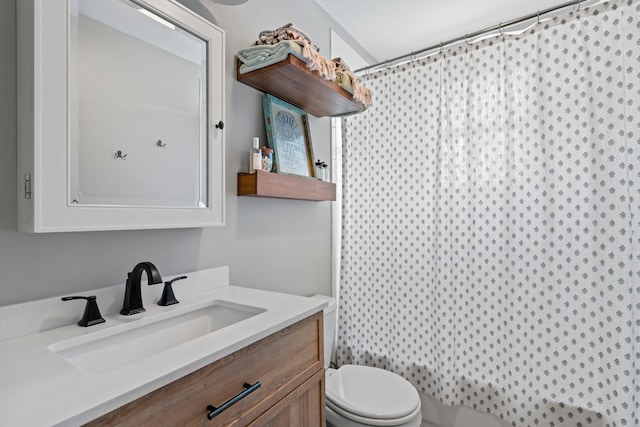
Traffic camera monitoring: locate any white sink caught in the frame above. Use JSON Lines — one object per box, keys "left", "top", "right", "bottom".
{"left": 48, "top": 300, "right": 265, "bottom": 375}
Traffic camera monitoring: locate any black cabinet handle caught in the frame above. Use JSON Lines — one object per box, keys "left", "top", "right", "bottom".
{"left": 206, "top": 381, "right": 261, "bottom": 420}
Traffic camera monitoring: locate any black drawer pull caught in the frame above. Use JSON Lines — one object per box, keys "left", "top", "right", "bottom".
{"left": 206, "top": 381, "right": 261, "bottom": 420}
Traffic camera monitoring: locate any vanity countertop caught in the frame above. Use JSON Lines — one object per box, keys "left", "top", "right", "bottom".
{"left": 0, "top": 267, "right": 327, "bottom": 426}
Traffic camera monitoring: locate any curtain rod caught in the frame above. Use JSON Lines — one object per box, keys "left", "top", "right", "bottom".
{"left": 355, "top": 0, "right": 608, "bottom": 74}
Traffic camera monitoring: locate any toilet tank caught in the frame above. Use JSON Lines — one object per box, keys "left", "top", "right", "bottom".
{"left": 311, "top": 295, "right": 336, "bottom": 369}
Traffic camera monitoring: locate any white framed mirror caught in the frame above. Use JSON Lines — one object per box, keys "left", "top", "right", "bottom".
{"left": 17, "top": 0, "right": 225, "bottom": 232}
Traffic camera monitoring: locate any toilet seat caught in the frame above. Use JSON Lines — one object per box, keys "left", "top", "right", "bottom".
{"left": 325, "top": 365, "right": 421, "bottom": 426}
{"left": 326, "top": 398, "right": 422, "bottom": 426}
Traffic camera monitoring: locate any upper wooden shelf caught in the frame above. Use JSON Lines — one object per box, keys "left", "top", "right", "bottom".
{"left": 236, "top": 54, "right": 366, "bottom": 117}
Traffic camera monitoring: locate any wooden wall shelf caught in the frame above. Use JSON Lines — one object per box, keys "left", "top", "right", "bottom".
{"left": 236, "top": 54, "right": 365, "bottom": 117}
{"left": 238, "top": 171, "right": 336, "bottom": 201}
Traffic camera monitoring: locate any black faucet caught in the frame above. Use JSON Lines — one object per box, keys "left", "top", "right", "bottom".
{"left": 62, "top": 295, "right": 106, "bottom": 327}
{"left": 120, "top": 262, "right": 163, "bottom": 315}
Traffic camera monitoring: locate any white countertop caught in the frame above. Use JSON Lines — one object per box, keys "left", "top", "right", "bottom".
{"left": 0, "top": 267, "right": 327, "bottom": 426}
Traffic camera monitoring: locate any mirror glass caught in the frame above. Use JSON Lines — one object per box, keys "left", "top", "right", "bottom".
{"left": 68, "top": 0, "right": 208, "bottom": 208}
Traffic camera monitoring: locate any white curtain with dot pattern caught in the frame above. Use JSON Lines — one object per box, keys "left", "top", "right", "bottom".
{"left": 338, "top": 1, "right": 640, "bottom": 426}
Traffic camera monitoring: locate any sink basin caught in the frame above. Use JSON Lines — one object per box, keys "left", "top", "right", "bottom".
{"left": 49, "top": 301, "right": 265, "bottom": 375}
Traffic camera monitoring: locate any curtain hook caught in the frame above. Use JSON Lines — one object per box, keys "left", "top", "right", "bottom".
{"left": 499, "top": 23, "right": 504, "bottom": 37}
{"left": 440, "top": 42, "right": 444, "bottom": 55}
{"left": 576, "top": 0, "right": 582, "bottom": 11}
{"left": 465, "top": 34, "right": 471, "bottom": 45}
{"left": 536, "top": 10, "right": 541, "bottom": 25}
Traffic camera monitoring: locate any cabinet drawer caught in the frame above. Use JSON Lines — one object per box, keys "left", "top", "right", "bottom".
{"left": 87, "top": 311, "right": 323, "bottom": 427}
{"left": 248, "top": 369, "right": 326, "bottom": 427}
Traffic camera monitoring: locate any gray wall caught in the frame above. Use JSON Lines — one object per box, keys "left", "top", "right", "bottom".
{"left": 0, "top": 0, "right": 366, "bottom": 306}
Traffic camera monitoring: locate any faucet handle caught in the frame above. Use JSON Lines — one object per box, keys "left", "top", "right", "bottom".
{"left": 61, "top": 295, "right": 106, "bottom": 327}
{"left": 158, "top": 276, "right": 187, "bottom": 306}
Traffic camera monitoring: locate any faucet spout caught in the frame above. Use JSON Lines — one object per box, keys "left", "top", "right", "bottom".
{"left": 120, "top": 262, "right": 163, "bottom": 315}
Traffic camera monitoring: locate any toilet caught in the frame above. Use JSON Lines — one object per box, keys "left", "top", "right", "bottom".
{"left": 312, "top": 295, "right": 422, "bottom": 427}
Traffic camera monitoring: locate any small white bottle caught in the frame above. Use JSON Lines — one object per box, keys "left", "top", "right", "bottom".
{"left": 322, "top": 162, "right": 329, "bottom": 182}
{"left": 249, "top": 137, "right": 261, "bottom": 173}
{"left": 315, "top": 160, "right": 324, "bottom": 181}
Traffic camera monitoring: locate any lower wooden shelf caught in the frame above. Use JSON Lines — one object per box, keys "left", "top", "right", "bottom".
{"left": 238, "top": 171, "right": 336, "bottom": 201}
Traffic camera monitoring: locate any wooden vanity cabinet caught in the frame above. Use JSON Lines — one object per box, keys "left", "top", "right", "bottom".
{"left": 86, "top": 312, "right": 325, "bottom": 427}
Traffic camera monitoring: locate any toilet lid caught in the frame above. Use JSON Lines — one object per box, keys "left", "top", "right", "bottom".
{"left": 325, "top": 365, "right": 420, "bottom": 421}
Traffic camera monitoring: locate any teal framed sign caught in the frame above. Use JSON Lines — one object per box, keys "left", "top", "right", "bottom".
{"left": 262, "top": 94, "right": 316, "bottom": 178}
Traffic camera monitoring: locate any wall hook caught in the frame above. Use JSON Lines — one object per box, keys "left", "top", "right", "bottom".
{"left": 156, "top": 139, "right": 166, "bottom": 148}
{"left": 114, "top": 150, "right": 127, "bottom": 160}
{"left": 71, "top": 190, "right": 81, "bottom": 204}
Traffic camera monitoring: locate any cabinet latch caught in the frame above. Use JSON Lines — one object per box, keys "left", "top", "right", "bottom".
{"left": 24, "top": 173, "right": 32, "bottom": 200}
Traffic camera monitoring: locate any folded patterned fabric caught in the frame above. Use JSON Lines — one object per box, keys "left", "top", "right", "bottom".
{"left": 333, "top": 57, "right": 352, "bottom": 73}
{"left": 238, "top": 26, "right": 373, "bottom": 109}
{"left": 237, "top": 40, "right": 306, "bottom": 74}
{"left": 335, "top": 70, "right": 354, "bottom": 93}
{"left": 255, "top": 23, "right": 319, "bottom": 52}
{"left": 333, "top": 58, "right": 373, "bottom": 107}
{"left": 253, "top": 23, "right": 335, "bottom": 80}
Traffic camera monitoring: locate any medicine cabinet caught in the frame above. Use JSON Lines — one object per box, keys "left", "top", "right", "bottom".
{"left": 17, "top": 0, "right": 225, "bottom": 232}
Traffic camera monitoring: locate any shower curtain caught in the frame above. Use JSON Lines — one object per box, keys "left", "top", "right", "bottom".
{"left": 337, "top": 1, "right": 640, "bottom": 426}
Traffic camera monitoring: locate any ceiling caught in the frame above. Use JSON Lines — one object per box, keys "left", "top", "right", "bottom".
{"left": 314, "top": 0, "right": 572, "bottom": 64}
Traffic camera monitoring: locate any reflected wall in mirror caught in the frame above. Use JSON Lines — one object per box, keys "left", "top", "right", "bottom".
{"left": 69, "top": 0, "right": 208, "bottom": 208}
{"left": 17, "top": 0, "right": 225, "bottom": 232}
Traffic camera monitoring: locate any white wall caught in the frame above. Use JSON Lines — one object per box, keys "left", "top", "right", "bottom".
{"left": 0, "top": 0, "right": 353, "bottom": 306}
{"left": 330, "top": 29, "right": 369, "bottom": 71}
